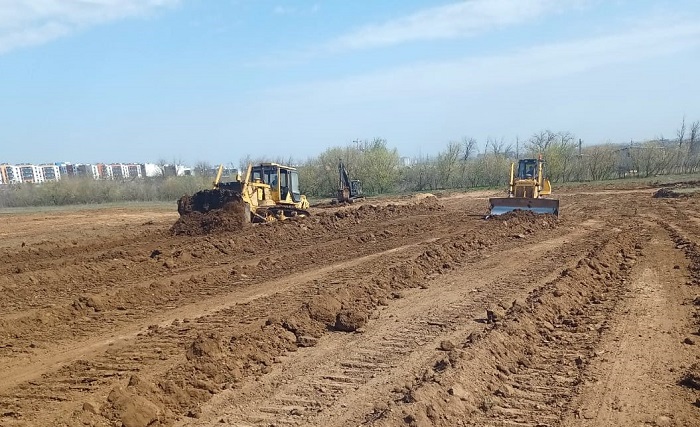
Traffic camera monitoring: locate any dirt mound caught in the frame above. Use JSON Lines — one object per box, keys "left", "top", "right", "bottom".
{"left": 334, "top": 310, "right": 367, "bottom": 332}
{"left": 171, "top": 200, "right": 248, "bottom": 235}
{"left": 651, "top": 179, "right": 700, "bottom": 189}
{"left": 315, "top": 196, "right": 443, "bottom": 225}
{"left": 487, "top": 210, "right": 557, "bottom": 234}
{"left": 680, "top": 363, "right": 700, "bottom": 389}
{"left": 488, "top": 209, "right": 557, "bottom": 223}
{"left": 370, "top": 226, "right": 644, "bottom": 426}
{"left": 177, "top": 189, "right": 243, "bottom": 215}
{"left": 653, "top": 188, "right": 687, "bottom": 198}
{"left": 101, "top": 376, "right": 167, "bottom": 427}
{"left": 186, "top": 333, "right": 225, "bottom": 360}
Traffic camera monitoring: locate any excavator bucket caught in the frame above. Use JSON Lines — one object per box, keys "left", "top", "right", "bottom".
{"left": 488, "top": 197, "right": 559, "bottom": 216}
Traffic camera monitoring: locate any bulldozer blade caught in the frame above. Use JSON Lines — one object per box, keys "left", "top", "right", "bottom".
{"left": 488, "top": 197, "right": 559, "bottom": 216}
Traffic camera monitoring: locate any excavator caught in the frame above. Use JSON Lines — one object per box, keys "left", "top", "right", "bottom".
{"left": 335, "top": 160, "right": 363, "bottom": 203}
{"left": 178, "top": 162, "right": 310, "bottom": 223}
{"left": 488, "top": 156, "right": 559, "bottom": 216}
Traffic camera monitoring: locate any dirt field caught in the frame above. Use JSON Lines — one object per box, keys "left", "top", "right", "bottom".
{"left": 1, "top": 185, "right": 699, "bottom": 427}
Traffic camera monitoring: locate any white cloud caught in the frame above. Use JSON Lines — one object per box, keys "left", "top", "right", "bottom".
{"left": 0, "top": 0, "right": 179, "bottom": 54}
{"left": 323, "top": 0, "right": 586, "bottom": 52}
{"left": 272, "top": 4, "right": 320, "bottom": 16}
{"left": 265, "top": 21, "right": 700, "bottom": 104}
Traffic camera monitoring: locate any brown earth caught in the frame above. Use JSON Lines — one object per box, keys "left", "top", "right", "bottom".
{"left": 0, "top": 187, "right": 699, "bottom": 427}
{"left": 171, "top": 200, "right": 249, "bottom": 236}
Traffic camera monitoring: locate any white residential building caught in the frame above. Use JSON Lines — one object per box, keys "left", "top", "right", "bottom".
{"left": 90, "top": 165, "right": 102, "bottom": 180}
{"left": 109, "top": 163, "right": 130, "bottom": 179}
{"left": 1, "top": 161, "right": 193, "bottom": 183}
{"left": 1, "top": 165, "right": 23, "bottom": 184}
{"left": 126, "top": 164, "right": 143, "bottom": 178}
{"left": 18, "top": 164, "right": 44, "bottom": 183}
{"left": 40, "top": 164, "right": 61, "bottom": 182}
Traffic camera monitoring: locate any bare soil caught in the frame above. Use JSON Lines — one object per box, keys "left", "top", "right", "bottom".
{"left": 0, "top": 187, "right": 699, "bottom": 427}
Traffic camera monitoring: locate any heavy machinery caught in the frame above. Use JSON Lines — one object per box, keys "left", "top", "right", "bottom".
{"left": 178, "top": 162, "right": 310, "bottom": 223}
{"left": 488, "top": 156, "right": 559, "bottom": 216}
{"left": 335, "top": 160, "right": 363, "bottom": 203}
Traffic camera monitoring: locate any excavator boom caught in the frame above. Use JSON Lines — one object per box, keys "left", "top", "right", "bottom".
{"left": 336, "top": 160, "right": 362, "bottom": 203}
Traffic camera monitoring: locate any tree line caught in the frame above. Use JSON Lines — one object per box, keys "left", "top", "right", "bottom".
{"left": 0, "top": 176, "right": 210, "bottom": 208}
{"left": 2, "top": 118, "right": 698, "bottom": 207}
{"left": 296, "top": 118, "right": 700, "bottom": 197}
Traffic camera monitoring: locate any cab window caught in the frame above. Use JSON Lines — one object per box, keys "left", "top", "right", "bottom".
{"left": 290, "top": 171, "right": 301, "bottom": 202}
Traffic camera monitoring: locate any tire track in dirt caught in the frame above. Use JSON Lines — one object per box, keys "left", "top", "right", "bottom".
{"left": 354, "top": 219, "right": 647, "bottom": 427}
{"left": 0, "top": 236, "right": 442, "bottom": 393}
{"left": 0, "top": 210, "right": 560, "bottom": 426}
{"left": 0, "top": 207, "right": 462, "bottom": 361}
{"left": 560, "top": 218, "right": 699, "bottom": 427}
{"left": 188, "top": 221, "right": 604, "bottom": 427}
{"left": 0, "top": 203, "right": 451, "bottom": 315}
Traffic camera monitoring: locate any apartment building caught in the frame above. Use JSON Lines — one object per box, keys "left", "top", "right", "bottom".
{"left": 0, "top": 164, "right": 21, "bottom": 184}
{"left": 57, "top": 163, "right": 74, "bottom": 177}
{"left": 108, "top": 164, "right": 129, "bottom": 179}
{"left": 91, "top": 163, "right": 113, "bottom": 180}
{"left": 40, "top": 164, "right": 61, "bottom": 182}
{"left": 127, "top": 164, "right": 143, "bottom": 178}
{"left": 18, "top": 164, "right": 44, "bottom": 183}
{"left": 0, "top": 161, "right": 187, "bottom": 184}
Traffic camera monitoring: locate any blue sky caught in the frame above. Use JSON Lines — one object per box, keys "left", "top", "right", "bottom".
{"left": 1, "top": 0, "right": 699, "bottom": 165}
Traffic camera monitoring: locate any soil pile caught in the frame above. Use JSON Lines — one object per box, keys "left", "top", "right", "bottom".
{"left": 653, "top": 188, "right": 687, "bottom": 199}
{"left": 489, "top": 210, "right": 557, "bottom": 225}
{"left": 681, "top": 363, "right": 700, "bottom": 390}
{"left": 370, "top": 225, "right": 644, "bottom": 426}
{"left": 172, "top": 190, "right": 248, "bottom": 235}
{"left": 102, "top": 377, "right": 164, "bottom": 427}
{"left": 177, "top": 189, "right": 243, "bottom": 215}
{"left": 315, "top": 196, "right": 443, "bottom": 226}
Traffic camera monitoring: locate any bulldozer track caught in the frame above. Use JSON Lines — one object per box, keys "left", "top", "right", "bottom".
{"left": 189, "top": 223, "right": 605, "bottom": 426}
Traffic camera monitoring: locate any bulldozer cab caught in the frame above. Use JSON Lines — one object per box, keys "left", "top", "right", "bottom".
{"left": 251, "top": 163, "right": 303, "bottom": 204}
{"left": 518, "top": 159, "right": 538, "bottom": 180}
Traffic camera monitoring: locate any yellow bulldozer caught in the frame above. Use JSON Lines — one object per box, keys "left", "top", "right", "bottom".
{"left": 178, "top": 162, "right": 310, "bottom": 223}
{"left": 488, "top": 156, "right": 559, "bottom": 216}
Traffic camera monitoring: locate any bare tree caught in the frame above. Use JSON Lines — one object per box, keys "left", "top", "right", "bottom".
{"left": 691, "top": 120, "right": 700, "bottom": 144}
{"left": 457, "top": 137, "right": 478, "bottom": 187}
{"left": 486, "top": 137, "right": 513, "bottom": 156}
{"left": 462, "top": 137, "right": 478, "bottom": 161}
{"left": 527, "top": 130, "right": 558, "bottom": 154}
{"left": 677, "top": 116, "right": 686, "bottom": 147}
{"left": 436, "top": 141, "right": 462, "bottom": 188}
{"left": 586, "top": 144, "right": 616, "bottom": 181}
{"left": 689, "top": 120, "right": 700, "bottom": 157}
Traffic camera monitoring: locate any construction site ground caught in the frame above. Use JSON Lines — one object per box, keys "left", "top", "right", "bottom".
{"left": 1, "top": 183, "right": 699, "bottom": 427}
